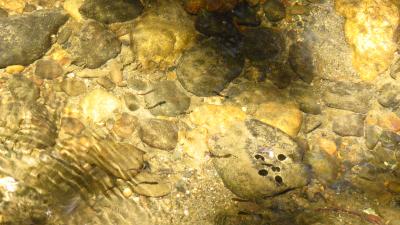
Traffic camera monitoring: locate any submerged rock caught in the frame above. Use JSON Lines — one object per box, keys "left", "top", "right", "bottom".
{"left": 378, "top": 83, "right": 400, "bottom": 109}
{"left": 79, "top": 0, "right": 143, "bottom": 24}
{"left": 0, "top": 7, "right": 8, "bottom": 17}
{"left": 208, "top": 119, "right": 309, "bottom": 199}
{"left": 263, "top": 0, "right": 286, "bottom": 22}
{"left": 242, "top": 27, "right": 285, "bottom": 63}
{"left": 288, "top": 42, "right": 315, "bottom": 83}
{"left": 332, "top": 113, "right": 365, "bottom": 137}
{"left": 323, "top": 81, "right": 372, "bottom": 113}
{"left": 139, "top": 119, "right": 178, "bottom": 150}
{"left": 289, "top": 80, "right": 321, "bottom": 114}
{"left": 80, "top": 89, "right": 121, "bottom": 122}
{"left": 130, "top": 0, "right": 195, "bottom": 68}
{"left": 35, "top": 59, "right": 64, "bottom": 80}
{"left": 232, "top": 2, "right": 260, "bottom": 26}
{"left": 0, "top": 10, "right": 68, "bottom": 68}
{"left": 144, "top": 80, "right": 191, "bottom": 117}
{"left": 61, "top": 78, "right": 86, "bottom": 96}
{"left": 195, "top": 11, "right": 241, "bottom": 41}
{"left": 177, "top": 38, "right": 244, "bottom": 96}
{"left": 63, "top": 20, "right": 121, "bottom": 68}
{"left": 7, "top": 75, "right": 40, "bottom": 104}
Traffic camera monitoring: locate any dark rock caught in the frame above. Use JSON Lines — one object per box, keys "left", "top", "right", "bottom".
{"left": 267, "top": 62, "right": 297, "bottom": 89}
{"left": 289, "top": 81, "right": 321, "bottom": 114}
{"left": 123, "top": 92, "right": 140, "bottom": 111}
{"left": 323, "top": 81, "right": 372, "bottom": 113}
{"left": 364, "top": 125, "right": 382, "bottom": 150}
{"left": 242, "top": 27, "right": 285, "bottom": 63}
{"left": 7, "top": 75, "right": 40, "bottom": 104}
{"left": 195, "top": 11, "right": 241, "bottom": 42}
{"left": 177, "top": 38, "right": 244, "bottom": 97}
{"left": 0, "top": 10, "right": 68, "bottom": 68}
{"left": 0, "top": 8, "right": 8, "bottom": 17}
{"left": 332, "top": 113, "right": 364, "bottom": 137}
{"left": 232, "top": 2, "right": 261, "bottom": 26}
{"left": 79, "top": 0, "right": 143, "bottom": 24}
{"left": 288, "top": 42, "right": 315, "bottom": 83}
{"left": 144, "top": 80, "right": 191, "bottom": 116}
{"left": 63, "top": 20, "right": 121, "bottom": 69}
{"left": 378, "top": 83, "right": 400, "bottom": 109}
{"left": 139, "top": 119, "right": 178, "bottom": 150}
{"left": 209, "top": 119, "right": 309, "bottom": 199}
{"left": 263, "top": 0, "right": 286, "bottom": 22}
{"left": 35, "top": 59, "right": 64, "bottom": 79}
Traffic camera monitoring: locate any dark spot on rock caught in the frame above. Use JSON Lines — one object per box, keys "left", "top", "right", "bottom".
{"left": 277, "top": 154, "right": 286, "bottom": 161}
{"left": 258, "top": 169, "right": 268, "bottom": 176}
{"left": 275, "top": 175, "right": 283, "bottom": 184}
{"left": 272, "top": 166, "right": 280, "bottom": 172}
{"left": 254, "top": 154, "right": 265, "bottom": 161}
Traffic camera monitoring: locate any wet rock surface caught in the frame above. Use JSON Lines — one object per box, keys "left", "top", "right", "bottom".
{"left": 35, "top": 59, "right": 64, "bottom": 79}
{"left": 208, "top": 119, "right": 309, "bottom": 199}
{"left": 332, "top": 113, "right": 365, "bottom": 137}
{"left": 177, "top": 38, "right": 244, "bottom": 96}
{"left": 139, "top": 119, "right": 178, "bottom": 150}
{"left": 144, "top": 80, "right": 191, "bottom": 116}
{"left": 323, "top": 81, "right": 372, "bottom": 113}
{"left": 62, "top": 20, "right": 121, "bottom": 68}
{"left": 79, "top": 0, "right": 143, "bottom": 24}
{"left": 0, "top": 10, "right": 68, "bottom": 68}
{"left": 263, "top": 0, "right": 286, "bottom": 22}
{"left": 288, "top": 42, "right": 315, "bottom": 83}
{"left": 242, "top": 27, "right": 285, "bottom": 63}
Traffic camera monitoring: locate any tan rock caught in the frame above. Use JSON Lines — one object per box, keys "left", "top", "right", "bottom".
{"left": 254, "top": 102, "right": 303, "bottom": 137}
{"left": 5, "top": 65, "right": 24, "bottom": 74}
{"left": 366, "top": 110, "right": 400, "bottom": 133}
{"left": 130, "top": 0, "right": 196, "bottom": 68}
{"left": 80, "top": 89, "right": 121, "bottom": 122}
{"left": 112, "top": 113, "right": 138, "bottom": 139}
{"left": 0, "top": 0, "right": 25, "bottom": 13}
{"left": 335, "top": 0, "right": 399, "bottom": 80}
{"left": 318, "top": 138, "right": 337, "bottom": 156}
{"left": 63, "top": 0, "right": 84, "bottom": 21}
{"left": 109, "top": 61, "right": 123, "bottom": 85}
{"left": 61, "top": 117, "right": 85, "bottom": 135}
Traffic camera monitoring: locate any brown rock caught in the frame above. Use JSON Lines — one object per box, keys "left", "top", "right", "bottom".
{"left": 112, "top": 113, "right": 138, "bottom": 139}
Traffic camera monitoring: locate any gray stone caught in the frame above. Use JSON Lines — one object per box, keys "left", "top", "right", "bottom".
{"left": 79, "top": 0, "right": 143, "bottom": 24}
{"left": 377, "top": 83, "right": 400, "bottom": 109}
{"left": 364, "top": 125, "right": 382, "bottom": 150}
{"left": 0, "top": 10, "right": 68, "bottom": 68}
{"left": 332, "top": 113, "right": 364, "bottom": 137}
{"left": 177, "top": 38, "right": 244, "bottom": 97}
{"left": 323, "top": 81, "right": 372, "bottom": 113}
{"left": 288, "top": 42, "right": 315, "bottom": 83}
{"left": 7, "top": 75, "right": 40, "bottom": 104}
{"left": 263, "top": 0, "right": 286, "bottom": 22}
{"left": 144, "top": 80, "right": 191, "bottom": 116}
{"left": 63, "top": 20, "right": 121, "bottom": 69}
{"left": 290, "top": 81, "right": 321, "bottom": 114}
{"left": 208, "top": 119, "right": 309, "bottom": 200}
{"left": 35, "top": 59, "right": 64, "bottom": 79}
{"left": 139, "top": 119, "right": 178, "bottom": 151}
